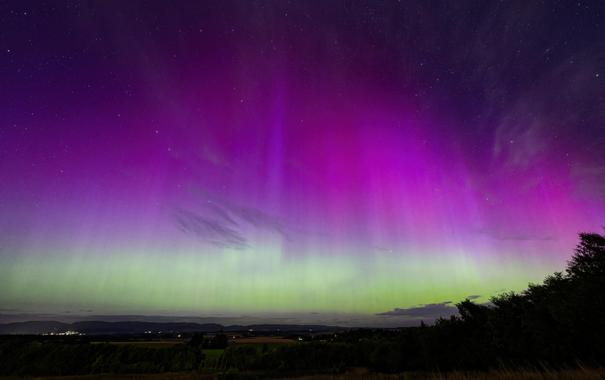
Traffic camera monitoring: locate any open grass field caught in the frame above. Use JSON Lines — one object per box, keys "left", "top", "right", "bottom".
{"left": 100, "top": 340, "right": 184, "bottom": 348}
{"left": 230, "top": 336, "right": 297, "bottom": 344}
{"left": 203, "top": 349, "right": 224, "bottom": 361}
{"left": 199, "top": 349, "right": 225, "bottom": 369}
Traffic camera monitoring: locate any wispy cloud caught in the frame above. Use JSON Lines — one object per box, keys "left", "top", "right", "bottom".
{"left": 175, "top": 208, "right": 248, "bottom": 249}
{"left": 175, "top": 192, "right": 287, "bottom": 249}
{"left": 223, "top": 203, "right": 286, "bottom": 236}
{"left": 475, "top": 227, "right": 556, "bottom": 242}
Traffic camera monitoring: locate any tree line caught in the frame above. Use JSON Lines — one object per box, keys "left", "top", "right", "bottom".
{"left": 213, "top": 233, "right": 605, "bottom": 374}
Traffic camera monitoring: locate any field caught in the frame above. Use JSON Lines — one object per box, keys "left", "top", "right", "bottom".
{"left": 199, "top": 349, "right": 225, "bottom": 369}
{"left": 230, "top": 336, "right": 296, "bottom": 344}
{"left": 100, "top": 340, "right": 184, "bottom": 348}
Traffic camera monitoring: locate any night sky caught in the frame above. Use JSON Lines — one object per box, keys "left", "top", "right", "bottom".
{"left": 1, "top": 1, "right": 604, "bottom": 326}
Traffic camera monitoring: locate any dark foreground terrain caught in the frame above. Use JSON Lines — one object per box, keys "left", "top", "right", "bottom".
{"left": 3, "top": 369, "right": 605, "bottom": 379}
{"left": 2, "top": 233, "right": 605, "bottom": 379}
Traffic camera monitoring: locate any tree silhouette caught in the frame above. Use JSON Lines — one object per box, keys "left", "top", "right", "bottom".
{"left": 567, "top": 232, "right": 605, "bottom": 278}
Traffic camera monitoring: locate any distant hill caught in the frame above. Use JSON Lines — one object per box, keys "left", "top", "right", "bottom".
{"left": 0, "top": 320, "right": 343, "bottom": 335}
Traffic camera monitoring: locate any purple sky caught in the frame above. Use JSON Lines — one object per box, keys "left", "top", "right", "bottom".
{"left": 1, "top": 1, "right": 604, "bottom": 325}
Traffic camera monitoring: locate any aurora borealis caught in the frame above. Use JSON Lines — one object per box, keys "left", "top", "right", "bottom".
{"left": 1, "top": 1, "right": 604, "bottom": 326}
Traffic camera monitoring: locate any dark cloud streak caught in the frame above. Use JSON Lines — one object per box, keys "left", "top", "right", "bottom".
{"left": 174, "top": 192, "right": 288, "bottom": 249}
{"left": 174, "top": 208, "right": 248, "bottom": 249}
{"left": 376, "top": 302, "right": 458, "bottom": 320}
